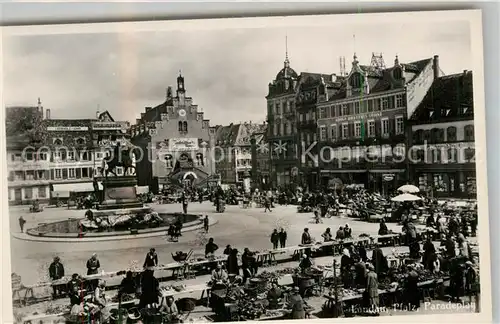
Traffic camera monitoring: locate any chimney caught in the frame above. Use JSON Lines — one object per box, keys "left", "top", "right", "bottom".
{"left": 433, "top": 55, "right": 440, "bottom": 80}
{"left": 96, "top": 110, "right": 100, "bottom": 119}
{"left": 145, "top": 107, "right": 152, "bottom": 112}
{"left": 46, "top": 109, "right": 51, "bottom": 119}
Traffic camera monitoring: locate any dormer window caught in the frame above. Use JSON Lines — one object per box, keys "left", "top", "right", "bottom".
{"left": 393, "top": 67, "right": 403, "bottom": 80}
{"left": 53, "top": 138, "right": 63, "bottom": 146}
{"left": 349, "top": 72, "right": 363, "bottom": 88}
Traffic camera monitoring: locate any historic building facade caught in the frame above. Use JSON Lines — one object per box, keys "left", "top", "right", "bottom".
{"left": 408, "top": 70, "right": 475, "bottom": 198}
{"left": 214, "top": 122, "right": 267, "bottom": 184}
{"left": 301, "top": 53, "right": 440, "bottom": 193}
{"left": 131, "top": 74, "right": 216, "bottom": 192}
{"left": 266, "top": 52, "right": 300, "bottom": 187}
{"left": 6, "top": 100, "right": 129, "bottom": 204}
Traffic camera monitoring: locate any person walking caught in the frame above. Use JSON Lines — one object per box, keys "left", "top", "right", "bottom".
{"left": 203, "top": 215, "right": 209, "bottom": 233}
{"left": 19, "top": 216, "right": 26, "bottom": 233}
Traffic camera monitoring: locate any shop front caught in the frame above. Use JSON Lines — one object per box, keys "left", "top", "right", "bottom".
{"left": 415, "top": 168, "right": 476, "bottom": 199}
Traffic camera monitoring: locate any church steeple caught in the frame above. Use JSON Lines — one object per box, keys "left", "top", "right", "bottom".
{"left": 177, "top": 70, "right": 185, "bottom": 95}
{"left": 284, "top": 35, "right": 290, "bottom": 69}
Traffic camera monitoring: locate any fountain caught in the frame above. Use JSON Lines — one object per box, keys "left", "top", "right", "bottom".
{"left": 26, "top": 142, "right": 203, "bottom": 239}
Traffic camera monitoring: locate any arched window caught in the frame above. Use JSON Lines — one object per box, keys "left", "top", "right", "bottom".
{"left": 349, "top": 72, "right": 363, "bottom": 88}
{"left": 447, "top": 126, "right": 457, "bottom": 142}
{"left": 75, "top": 137, "right": 85, "bottom": 145}
{"left": 183, "top": 121, "right": 188, "bottom": 132}
{"left": 178, "top": 121, "right": 183, "bottom": 132}
{"left": 53, "top": 138, "right": 63, "bottom": 146}
{"left": 413, "top": 129, "right": 423, "bottom": 144}
{"left": 430, "top": 128, "right": 440, "bottom": 144}
{"left": 165, "top": 154, "right": 173, "bottom": 168}
{"left": 196, "top": 153, "right": 204, "bottom": 166}
{"left": 423, "top": 130, "right": 431, "bottom": 143}
{"left": 464, "top": 125, "right": 474, "bottom": 141}
{"left": 393, "top": 67, "right": 402, "bottom": 80}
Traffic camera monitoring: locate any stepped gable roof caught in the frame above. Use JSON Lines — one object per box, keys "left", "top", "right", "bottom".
{"left": 409, "top": 71, "right": 473, "bottom": 122}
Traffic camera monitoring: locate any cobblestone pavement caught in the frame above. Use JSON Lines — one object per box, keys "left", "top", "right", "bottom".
{"left": 10, "top": 202, "right": 409, "bottom": 286}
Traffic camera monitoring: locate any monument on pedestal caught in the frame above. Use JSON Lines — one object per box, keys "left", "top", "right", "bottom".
{"left": 91, "top": 141, "right": 152, "bottom": 217}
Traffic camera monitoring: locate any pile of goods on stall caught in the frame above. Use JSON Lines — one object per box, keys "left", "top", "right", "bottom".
{"left": 159, "top": 284, "right": 187, "bottom": 295}
{"left": 110, "top": 293, "right": 135, "bottom": 303}
{"left": 45, "top": 304, "right": 70, "bottom": 315}
{"left": 237, "top": 298, "right": 267, "bottom": 320}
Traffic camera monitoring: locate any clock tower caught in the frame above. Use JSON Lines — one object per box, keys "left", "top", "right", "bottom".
{"left": 177, "top": 71, "right": 186, "bottom": 103}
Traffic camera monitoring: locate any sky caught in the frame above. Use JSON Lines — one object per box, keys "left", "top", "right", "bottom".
{"left": 2, "top": 18, "right": 472, "bottom": 126}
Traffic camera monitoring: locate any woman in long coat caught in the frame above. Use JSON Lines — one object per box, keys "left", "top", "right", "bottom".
{"left": 365, "top": 264, "right": 379, "bottom": 314}
{"left": 226, "top": 249, "right": 240, "bottom": 276}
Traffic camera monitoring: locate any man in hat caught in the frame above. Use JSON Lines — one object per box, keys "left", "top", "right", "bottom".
{"left": 86, "top": 253, "right": 101, "bottom": 291}
{"left": 49, "top": 256, "right": 65, "bottom": 298}
{"left": 287, "top": 286, "right": 306, "bottom": 319}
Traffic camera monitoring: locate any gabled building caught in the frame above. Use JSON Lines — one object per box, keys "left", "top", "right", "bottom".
{"left": 266, "top": 51, "right": 300, "bottom": 187}
{"left": 305, "top": 53, "right": 440, "bottom": 193}
{"left": 250, "top": 125, "right": 271, "bottom": 190}
{"left": 214, "top": 122, "right": 267, "bottom": 184}
{"left": 408, "top": 70, "right": 475, "bottom": 198}
{"left": 130, "top": 74, "right": 216, "bottom": 192}
{"left": 6, "top": 100, "right": 128, "bottom": 204}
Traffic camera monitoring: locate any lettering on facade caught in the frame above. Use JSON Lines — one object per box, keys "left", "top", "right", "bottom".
{"left": 333, "top": 112, "right": 383, "bottom": 123}
{"left": 169, "top": 138, "right": 199, "bottom": 151}
{"left": 47, "top": 126, "right": 89, "bottom": 131}
{"left": 91, "top": 122, "right": 124, "bottom": 130}
{"left": 406, "top": 61, "right": 434, "bottom": 118}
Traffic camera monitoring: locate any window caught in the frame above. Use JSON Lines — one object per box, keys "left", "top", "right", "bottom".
{"left": 319, "top": 107, "right": 326, "bottom": 119}
{"left": 276, "top": 102, "right": 281, "bottom": 114}
{"left": 372, "top": 99, "right": 380, "bottom": 111}
{"left": 53, "top": 138, "right": 63, "bottom": 146}
{"left": 183, "top": 121, "right": 188, "bottom": 132}
{"left": 67, "top": 151, "right": 75, "bottom": 161}
{"left": 330, "top": 125, "right": 337, "bottom": 139}
{"left": 68, "top": 168, "right": 76, "bottom": 179}
{"left": 76, "top": 137, "right": 86, "bottom": 145}
{"left": 447, "top": 126, "right": 457, "bottom": 142}
{"left": 280, "top": 123, "right": 284, "bottom": 135}
{"left": 350, "top": 72, "right": 363, "bottom": 88}
{"left": 25, "top": 188, "right": 33, "bottom": 199}
{"left": 354, "top": 121, "right": 361, "bottom": 137}
{"left": 55, "top": 169, "right": 62, "bottom": 179}
{"left": 393, "top": 67, "right": 403, "bottom": 80}
{"left": 395, "top": 94, "right": 404, "bottom": 108}
{"left": 25, "top": 152, "right": 33, "bottom": 161}
{"left": 342, "top": 104, "right": 349, "bottom": 116}
{"left": 354, "top": 102, "right": 360, "bottom": 114}
{"left": 273, "top": 124, "right": 278, "bottom": 136}
{"left": 82, "top": 168, "right": 89, "bottom": 178}
{"left": 367, "top": 100, "right": 373, "bottom": 112}
{"left": 381, "top": 118, "right": 390, "bottom": 137}
{"left": 283, "top": 123, "right": 288, "bottom": 135}
{"left": 342, "top": 123, "right": 349, "bottom": 139}
{"left": 464, "top": 125, "right": 474, "bottom": 141}
{"left": 360, "top": 101, "right": 367, "bottom": 113}
{"left": 368, "top": 120, "right": 375, "bottom": 137}
{"left": 178, "top": 121, "right": 183, "bottom": 132}
{"left": 319, "top": 126, "right": 327, "bottom": 141}
{"left": 38, "top": 187, "right": 46, "bottom": 198}
{"left": 381, "top": 97, "right": 389, "bottom": 110}
{"left": 395, "top": 116, "right": 404, "bottom": 135}
{"left": 330, "top": 106, "right": 336, "bottom": 117}
{"left": 196, "top": 153, "right": 205, "bottom": 166}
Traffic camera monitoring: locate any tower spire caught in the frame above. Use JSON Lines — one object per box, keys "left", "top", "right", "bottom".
{"left": 283, "top": 34, "right": 290, "bottom": 69}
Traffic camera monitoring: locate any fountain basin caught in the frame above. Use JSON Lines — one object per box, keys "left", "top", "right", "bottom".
{"left": 26, "top": 212, "right": 201, "bottom": 239}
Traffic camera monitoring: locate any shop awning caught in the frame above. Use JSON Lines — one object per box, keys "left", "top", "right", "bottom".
{"left": 51, "top": 182, "right": 103, "bottom": 198}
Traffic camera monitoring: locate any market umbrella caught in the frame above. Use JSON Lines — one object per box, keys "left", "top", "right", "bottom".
{"left": 397, "top": 184, "right": 420, "bottom": 194}
{"left": 391, "top": 193, "right": 422, "bottom": 202}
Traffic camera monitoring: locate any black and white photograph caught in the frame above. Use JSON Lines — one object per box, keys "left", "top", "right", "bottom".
{"left": 1, "top": 9, "right": 491, "bottom": 324}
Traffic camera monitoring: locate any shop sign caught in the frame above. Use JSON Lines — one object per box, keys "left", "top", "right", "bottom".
{"left": 47, "top": 126, "right": 88, "bottom": 131}
{"left": 333, "top": 112, "right": 382, "bottom": 123}
{"left": 383, "top": 173, "right": 395, "bottom": 181}
{"left": 169, "top": 138, "right": 199, "bottom": 151}
{"left": 92, "top": 122, "right": 125, "bottom": 131}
